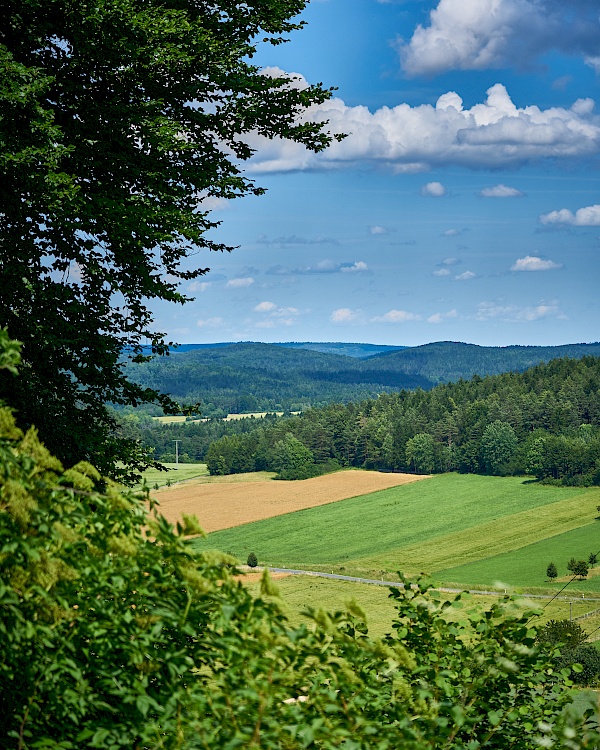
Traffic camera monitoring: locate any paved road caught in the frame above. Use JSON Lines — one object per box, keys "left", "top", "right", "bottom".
{"left": 259, "top": 566, "right": 600, "bottom": 602}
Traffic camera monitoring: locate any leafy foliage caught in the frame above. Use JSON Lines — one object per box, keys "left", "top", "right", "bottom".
{"left": 0, "top": 0, "right": 336, "bottom": 478}
{"left": 547, "top": 561, "right": 558, "bottom": 581}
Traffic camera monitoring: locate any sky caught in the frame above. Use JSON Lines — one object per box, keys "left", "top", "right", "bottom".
{"left": 155, "top": 0, "right": 600, "bottom": 348}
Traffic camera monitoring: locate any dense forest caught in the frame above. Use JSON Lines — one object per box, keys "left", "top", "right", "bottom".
{"left": 123, "top": 340, "right": 600, "bottom": 417}
{"left": 127, "top": 356, "right": 600, "bottom": 486}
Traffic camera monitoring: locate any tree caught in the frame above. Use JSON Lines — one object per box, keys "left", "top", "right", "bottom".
{"left": 589, "top": 552, "right": 598, "bottom": 566}
{"left": 480, "top": 420, "right": 518, "bottom": 475}
{"left": 247, "top": 551, "right": 258, "bottom": 568}
{"left": 546, "top": 561, "right": 558, "bottom": 581}
{"left": 574, "top": 560, "right": 589, "bottom": 579}
{"left": 273, "top": 433, "right": 316, "bottom": 480}
{"left": 0, "top": 0, "right": 337, "bottom": 479}
{"left": 405, "top": 432, "right": 435, "bottom": 474}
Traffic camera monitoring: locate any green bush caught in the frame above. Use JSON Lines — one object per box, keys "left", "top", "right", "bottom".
{"left": 247, "top": 551, "right": 258, "bottom": 568}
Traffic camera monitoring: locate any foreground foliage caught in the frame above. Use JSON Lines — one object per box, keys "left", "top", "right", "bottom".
{"left": 1, "top": 409, "right": 600, "bottom": 748}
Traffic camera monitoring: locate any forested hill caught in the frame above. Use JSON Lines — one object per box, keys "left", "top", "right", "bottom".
{"left": 366, "top": 341, "right": 600, "bottom": 382}
{"left": 125, "top": 342, "right": 432, "bottom": 415}
{"left": 124, "top": 340, "right": 600, "bottom": 416}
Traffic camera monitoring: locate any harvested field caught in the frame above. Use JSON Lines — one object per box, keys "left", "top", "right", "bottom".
{"left": 153, "top": 469, "right": 430, "bottom": 532}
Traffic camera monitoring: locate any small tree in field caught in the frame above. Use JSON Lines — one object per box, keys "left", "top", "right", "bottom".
{"left": 574, "top": 560, "right": 589, "bottom": 579}
{"left": 247, "top": 552, "right": 258, "bottom": 568}
{"left": 567, "top": 557, "right": 577, "bottom": 574}
{"left": 589, "top": 552, "right": 598, "bottom": 567}
{"left": 546, "top": 562, "right": 558, "bottom": 581}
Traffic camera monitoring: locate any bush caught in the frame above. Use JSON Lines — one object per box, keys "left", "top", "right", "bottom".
{"left": 247, "top": 551, "right": 258, "bottom": 568}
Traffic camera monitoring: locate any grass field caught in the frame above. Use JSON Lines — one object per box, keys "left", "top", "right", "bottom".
{"left": 240, "top": 574, "right": 600, "bottom": 639}
{"left": 437, "top": 521, "right": 600, "bottom": 591}
{"left": 193, "top": 474, "right": 600, "bottom": 588}
{"left": 135, "top": 462, "right": 208, "bottom": 488}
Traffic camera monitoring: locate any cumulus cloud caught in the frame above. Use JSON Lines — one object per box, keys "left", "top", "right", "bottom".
{"left": 341, "top": 261, "right": 369, "bottom": 273}
{"left": 225, "top": 277, "right": 254, "bottom": 288}
{"left": 455, "top": 271, "right": 477, "bottom": 280}
{"left": 331, "top": 308, "right": 360, "bottom": 323}
{"left": 421, "top": 181, "right": 447, "bottom": 197}
{"left": 433, "top": 268, "right": 452, "bottom": 277}
{"left": 254, "top": 301, "right": 300, "bottom": 327}
{"left": 539, "top": 204, "right": 600, "bottom": 226}
{"left": 479, "top": 183, "right": 524, "bottom": 197}
{"left": 511, "top": 256, "right": 562, "bottom": 271}
{"left": 371, "top": 309, "right": 422, "bottom": 323}
{"left": 254, "top": 301, "right": 276, "bottom": 312}
{"left": 427, "top": 309, "right": 458, "bottom": 323}
{"left": 476, "top": 301, "right": 564, "bottom": 321}
{"left": 369, "top": 225, "right": 389, "bottom": 235}
{"left": 246, "top": 83, "right": 600, "bottom": 173}
{"left": 442, "top": 228, "right": 461, "bottom": 236}
{"left": 399, "top": 0, "right": 600, "bottom": 77}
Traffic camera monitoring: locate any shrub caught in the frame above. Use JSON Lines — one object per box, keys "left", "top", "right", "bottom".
{"left": 247, "top": 551, "right": 258, "bottom": 568}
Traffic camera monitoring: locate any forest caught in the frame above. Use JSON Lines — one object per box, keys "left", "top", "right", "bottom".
{"left": 127, "top": 356, "right": 600, "bottom": 486}
{"left": 122, "top": 340, "right": 600, "bottom": 417}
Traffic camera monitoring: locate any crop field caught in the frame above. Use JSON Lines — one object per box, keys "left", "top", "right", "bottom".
{"left": 192, "top": 474, "right": 598, "bottom": 576}
{"left": 154, "top": 468, "right": 428, "bottom": 532}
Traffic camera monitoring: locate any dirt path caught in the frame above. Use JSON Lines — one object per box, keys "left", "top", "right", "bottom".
{"left": 153, "top": 469, "right": 430, "bottom": 532}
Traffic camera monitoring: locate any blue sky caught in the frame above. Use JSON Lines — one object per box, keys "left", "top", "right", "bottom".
{"left": 156, "top": 0, "right": 600, "bottom": 347}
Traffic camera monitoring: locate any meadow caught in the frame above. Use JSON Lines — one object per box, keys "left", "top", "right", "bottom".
{"left": 135, "top": 462, "right": 208, "bottom": 488}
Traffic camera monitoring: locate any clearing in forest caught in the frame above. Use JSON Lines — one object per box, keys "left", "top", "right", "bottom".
{"left": 152, "top": 469, "right": 429, "bottom": 532}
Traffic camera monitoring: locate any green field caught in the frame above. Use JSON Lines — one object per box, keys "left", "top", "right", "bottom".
{"left": 135, "top": 462, "right": 208, "bottom": 488}
{"left": 242, "top": 574, "right": 600, "bottom": 639}
{"left": 194, "top": 474, "right": 600, "bottom": 590}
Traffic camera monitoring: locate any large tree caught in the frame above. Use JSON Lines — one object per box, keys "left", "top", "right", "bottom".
{"left": 0, "top": 0, "right": 337, "bottom": 478}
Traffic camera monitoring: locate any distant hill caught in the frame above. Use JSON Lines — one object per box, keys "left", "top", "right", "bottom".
{"left": 366, "top": 341, "right": 600, "bottom": 383}
{"left": 165, "top": 341, "right": 405, "bottom": 358}
{"left": 124, "top": 340, "right": 600, "bottom": 416}
{"left": 273, "top": 342, "right": 405, "bottom": 358}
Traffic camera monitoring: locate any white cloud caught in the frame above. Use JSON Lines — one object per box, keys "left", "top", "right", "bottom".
{"left": 341, "top": 261, "right": 369, "bottom": 273}
{"left": 331, "top": 308, "right": 360, "bottom": 323}
{"left": 442, "top": 257, "right": 460, "bottom": 266}
{"left": 246, "top": 84, "right": 600, "bottom": 173}
{"left": 427, "top": 309, "right": 458, "bottom": 323}
{"left": 197, "top": 317, "right": 224, "bottom": 328}
{"left": 479, "top": 183, "right": 524, "bottom": 197}
{"left": 433, "top": 268, "right": 452, "bottom": 277}
{"left": 539, "top": 204, "right": 600, "bottom": 226}
{"left": 226, "top": 277, "right": 254, "bottom": 288}
{"left": 511, "top": 256, "right": 562, "bottom": 271}
{"left": 369, "top": 225, "right": 389, "bottom": 235}
{"left": 254, "top": 301, "right": 276, "bottom": 312}
{"left": 371, "top": 309, "right": 422, "bottom": 323}
{"left": 198, "top": 196, "right": 229, "bottom": 211}
{"left": 476, "top": 301, "right": 563, "bottom": 322}
{"left": 399, "top": 0, "right": 600, "bottom": 77}
{"left": 442, "top": 228, "right": 460, "bottom": 236}
{"left": 455, "top": 271, "right": 477, "bottom": 280}
{"left": 188, "top": 281, "right": 211, "bottom": 292}
{"left": 421, "top": 181, "right": 447, "bottom": 197}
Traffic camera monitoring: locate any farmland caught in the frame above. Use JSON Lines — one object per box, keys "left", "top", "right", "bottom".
{"left": 190, "top": 473, "right": 599, "bottom": 582}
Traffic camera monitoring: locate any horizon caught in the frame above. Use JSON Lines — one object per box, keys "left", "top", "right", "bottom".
{"left": 150, "top": 0, "right": 600, "bottom": 349}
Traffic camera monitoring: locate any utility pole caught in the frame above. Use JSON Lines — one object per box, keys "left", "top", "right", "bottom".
{"left": 173, "top": 440, "right": 181, "bottom": 469}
